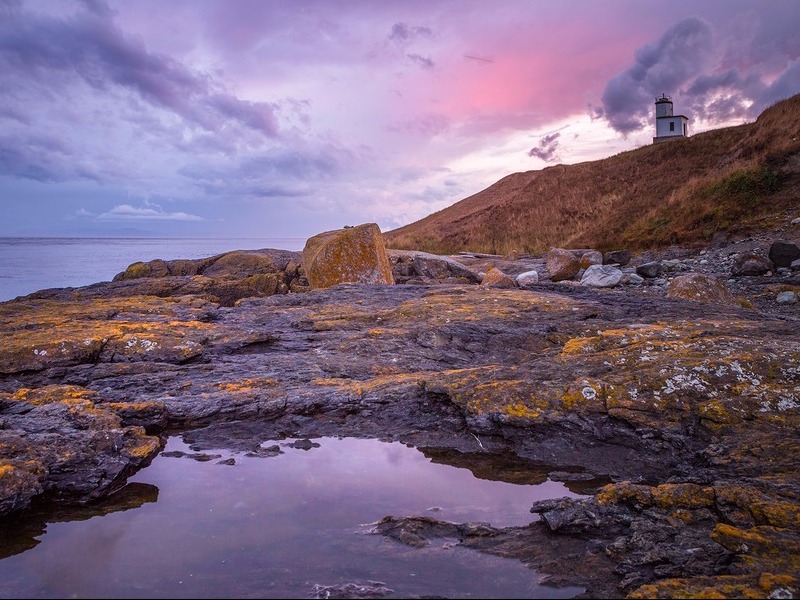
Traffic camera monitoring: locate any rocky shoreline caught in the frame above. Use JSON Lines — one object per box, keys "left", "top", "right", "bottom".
{"left": 1, "top": 227, "right": 799, "bottom": 598}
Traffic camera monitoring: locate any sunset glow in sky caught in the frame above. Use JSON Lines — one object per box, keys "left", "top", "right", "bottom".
{"left": 2, "top": 0, "right": 799, "bottom": 238}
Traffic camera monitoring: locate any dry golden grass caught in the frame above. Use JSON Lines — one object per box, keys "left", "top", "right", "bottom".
{"left": 385, "top": 94, "right": 800, "bottom": 255}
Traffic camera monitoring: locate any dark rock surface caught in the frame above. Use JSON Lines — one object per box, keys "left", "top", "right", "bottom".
{"left": 2, "top": 236, "right": 800, "bottom": 598}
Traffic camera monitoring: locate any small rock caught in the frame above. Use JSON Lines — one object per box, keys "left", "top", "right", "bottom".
{"left": 731, "top": 253, "right": 773, "bottom": 276}
{"left": 603, "top": 250, "right": 632, "bottom": 266}
{"left": 623, "top": 273, "right": 644, "bottom": 285}
{"left": 636, "top": 261, "right": 662, "bottom": 278}
{"left": 776, "top": 291, "right": 798, "bottom": 305}
{"left": 480, "top": 266, "right": 517, "bottom": 288}
{"left": 516, "top": 270, "right": 539, "bottom": 287}
{"left": 286, "top": 439, "right": 321, "bottom": 451}
{"left": 579, "top": 250, "right": 603, "bottom": 270}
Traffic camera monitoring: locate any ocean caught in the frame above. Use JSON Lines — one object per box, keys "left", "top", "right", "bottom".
{"left": 0, "top": 237, "right": 305, "bottom": 302}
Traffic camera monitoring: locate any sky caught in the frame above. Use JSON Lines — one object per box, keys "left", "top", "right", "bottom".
{"left": 1, "top": 0, "right": 799, "bottom": 240}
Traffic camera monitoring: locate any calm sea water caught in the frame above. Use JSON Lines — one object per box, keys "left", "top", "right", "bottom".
{"left": 0, "top": 237, "right": 305, "bottom": 302}
{"left": 0, "top": 436, "right": 588, "bottom": 599}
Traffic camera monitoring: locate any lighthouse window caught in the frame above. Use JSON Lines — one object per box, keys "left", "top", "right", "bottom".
{"left": 669, "top": 122, "right": 675, "bottom": 132}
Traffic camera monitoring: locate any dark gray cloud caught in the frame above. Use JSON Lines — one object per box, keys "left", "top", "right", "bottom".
{"left": 0, "top": 0, "right": 279, "bottom": 138}
{"left": 177, "top": 145, "right": 343, "bottom": 198}
{"left": 388, "top": 22, "right": 432, "bottom": 44}
{"left": 406, "top": 53, "right": 434, "bottom": 69}
{"left": 528, "top": 132, "right": 561, "bottom": 162}
{"left": 597, "top": 17, "right": 714, "bottom": 134}
{"left": 0, "top": 132, "right": 75, "bottom": 182}
{"left": 598, "top": 14, "right": 800, "bottom": 135}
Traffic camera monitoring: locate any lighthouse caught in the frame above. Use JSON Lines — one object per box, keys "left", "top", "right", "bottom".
{"left": 653, "top": 93, "right": 689, "bottom": 143}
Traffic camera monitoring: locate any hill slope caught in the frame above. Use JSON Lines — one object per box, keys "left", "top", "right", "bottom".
{"left": 385, "top": 94, "right": 800, "bottom": 255}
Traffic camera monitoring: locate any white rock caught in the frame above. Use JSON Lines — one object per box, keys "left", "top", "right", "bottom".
{"left": 580, "top": 264, "right": 623, "bottom": 288}
{"left": 516, "top": 270, "right": 539, "bottom": 287}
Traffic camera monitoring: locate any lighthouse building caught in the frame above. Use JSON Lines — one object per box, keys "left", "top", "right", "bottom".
{"left": 653, "top": 94, "right": 688, "bottom": 143}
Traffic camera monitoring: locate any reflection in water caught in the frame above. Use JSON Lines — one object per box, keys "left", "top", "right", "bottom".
{"left": 0, "top": 436, "right": 589, "bottom": 599}
{"left": 421, "top": 447, "right": 612, "bottom": 495}
{"left": 0, "top": 482, "right": 158, "bottom": 560}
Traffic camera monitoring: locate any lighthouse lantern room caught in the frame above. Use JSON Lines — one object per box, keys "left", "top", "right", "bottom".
{"left": 653, "top": 93, "right": 689, "bottom": 143}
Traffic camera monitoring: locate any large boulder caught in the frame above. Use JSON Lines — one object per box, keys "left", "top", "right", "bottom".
{"left": 768, "top": 240, "right": 800, "bottom": 268}
{"left": 731, "top": 253, "right": 773, "bottom": 276}
{"left": 666, "top": 273, "right": 740, "bottom": 305}
{"left": 546, "top": 248, "right": 581, "bottom": 282}
{"left": 302, "top": 223, "right": 395, "bottom": 289}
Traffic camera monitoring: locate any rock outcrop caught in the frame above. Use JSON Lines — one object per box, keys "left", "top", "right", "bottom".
{"left": 2, "top": 233, "right": 800, "bottom": 599}
{"left": 388, "top": 249, "right": 481, "bottom": 284}
{"left": 302, "top": 223, "right": 395, "bottom": 289}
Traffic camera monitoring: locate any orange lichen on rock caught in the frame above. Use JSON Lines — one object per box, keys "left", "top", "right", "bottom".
{"left": 627, "top": 573, "right": 798, "bottom": 599}
{"left": 214, "top": 378, "right": 279, "bottom": 392}
{"left": 302, "top": 223, "right": 395, "bottom": 289}
{"left": 0, "top": 296, "right": 215, "bottom": 373}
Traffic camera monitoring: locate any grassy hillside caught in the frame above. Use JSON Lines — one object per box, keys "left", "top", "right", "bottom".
{"left": 385, "top": 94, "right": 800, "bottom": 255}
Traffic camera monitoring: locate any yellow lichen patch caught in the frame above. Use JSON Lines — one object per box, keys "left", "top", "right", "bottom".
{"left": 502, "top": 402, "right": 542, "bottom": 419}
{"left": 460, "top": 380, "right": 549, "bottom": 417}
{"left": 124, "top": 434, "right": 161, "bottom": 459}
{"left": 597, "top": 481, "right": 654, "bottom": 507}
{"left": 697, "top": 400, "right": 744, "bottom": 430}
{"left": 712, "top": 523, "right": 800, "bottom": 559}
{"left": 0, "top": 295, "right": 215, "bottom": 373}
{"left": 0, "top": 463, "right": 14, "bottom": 477}
{"left": 389, "top": 288, "right": 578, "bottom": 328}
{"left": 628, "top": 574, "right": 797, "bottom": 599}
{"left": 559, "top": 323, "right": 684, "bottom": 358}
{"left": 750, "top": 501, "right": 800, "bottom": 530}
{"left": 758, "top": 573, "right": 797, "bottom": 591}
{"left": 560, "top": 381, "right": 612, "bottom": 411}
{"left": 214, "top": 378, "right": 278, "bottom": 393}
{"left": 560, "top": 336, "right": 595, "bottom": 355}
{"left": 713, "top": 484, "right": 771, "bottom": 526}
{"left": 11, "top": 385, "right": 99, "bottom": 405}
{"left": 651, "top": 483, "right": 715, "bottom": 509}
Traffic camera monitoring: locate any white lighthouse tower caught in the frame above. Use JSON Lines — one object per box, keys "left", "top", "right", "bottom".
{"left": 653, "top": 93, "right": 688, "bottom": 143}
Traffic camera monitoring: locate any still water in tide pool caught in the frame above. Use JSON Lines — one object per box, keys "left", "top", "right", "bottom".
{"left": 0, "top": 436, "right": 591, "bottom": 599}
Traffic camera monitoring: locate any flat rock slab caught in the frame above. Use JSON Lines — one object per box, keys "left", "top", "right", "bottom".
{"left": 2, "top": 278, "right": 800, "bottom": 598}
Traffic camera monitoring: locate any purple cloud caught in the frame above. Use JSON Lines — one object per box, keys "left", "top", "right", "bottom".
{"left": 598, "top": 17, "right": 715, "bottom": 134}
{"left": 528, "top": 132, "right": 561, "bottom": 163}
{"left": 0, "top": 0, "right": 278, "bottom": 137}
{"left": 407, "top": 53, "right": 434, "bottom": 69}
{"left": 389, "top": 22, "right": 432, "bottom": 44}
{"left": 598, "top": 12, "right": 800, "bottom": 134}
